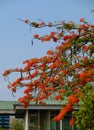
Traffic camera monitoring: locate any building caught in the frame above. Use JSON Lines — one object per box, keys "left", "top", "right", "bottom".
{"left": 0, "top": 100, "right": 77, "bottom": 130}
{"left": 0, "top": 101, "right": 16, "bottom": 129}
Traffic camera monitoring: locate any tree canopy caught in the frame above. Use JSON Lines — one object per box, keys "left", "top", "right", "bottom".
{"left": 2, "top": 18, "right": 94, "bottom": 129}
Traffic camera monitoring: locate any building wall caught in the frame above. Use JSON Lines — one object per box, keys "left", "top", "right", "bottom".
{"left": 28, "top": 110, "right": 77, "bottom": 130}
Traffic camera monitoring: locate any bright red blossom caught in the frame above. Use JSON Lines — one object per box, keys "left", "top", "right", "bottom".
{"left": 79, "top": 72, "right": 86, "bottom": 80}
{"left": 69, "top": 117, "right": 75, "bottom": 126}
{"left": 79, "top": 18, "right": 84, "bottom": 22}
{"left": 24, "top": 19, "right": 30, "bottom": 23}
{"left": 34, "top": 34, "right": 39, "bottom": 38}
{"left": 68, "top": 94, "right": 79, "bottom": 104}
{"left": 53, "top": 103, "right": 72, "bottom": 121}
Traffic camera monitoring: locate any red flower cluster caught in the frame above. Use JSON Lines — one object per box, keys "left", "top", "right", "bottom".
{"left": 68, "top": 94, "right": 79, "bottom": 105}
{"left": 53, "top": 103, "right": 72, "bottom": 121}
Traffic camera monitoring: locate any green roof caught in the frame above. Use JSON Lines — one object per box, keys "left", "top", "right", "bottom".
{"left": 0, "top": 101, "right": 18, "bottom": 110}
{"left": 42, "top": 97, "right": 65, "bottom": 105}
{"left": 0, "top": 97, "right": 65, "bottom": 110}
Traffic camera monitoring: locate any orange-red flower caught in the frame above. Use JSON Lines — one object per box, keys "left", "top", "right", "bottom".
{"left": 80, "top": 18, "right": 84, "bottom": 22}
{"left": 58, "top": 89, "right": 65, "bottom": 94}
{"left": 39, "top": 101, "right": 46, "bottom": 105}
{"left": 53, "top": 37, "right": 57, "bottom": 42}
{"left": 47, "top": 50, "right": 54, "bottom": 55}
{"left": 24, "top": 19, "right": 30, "bottom": 23}
{"left": 33, "top": 34, "right": 39, "bottom": 38}
{"left": 11, "top": 87, "right": 16, "bottom": 93}
{"left": 18, "top": 97, "right": 24, "bottom": 104}
{"left": 24, "top": 86, "right": 32, "bottom": 94}
{"left": 68, "top": 94, "right": 79, "bottom": 104}
{"left": 49, "top": 60, "right": 59, "bottom": 69}
{"left": 79, "top": 72, "right": 86, "bottom": 80}
{"left": 53, "top": 103, "right": 72, "bottom": 121}
{"left": 63, "top": 35, "right": 69, "bottom": 41}
{"left": 11, "top": 78, "right": 22, "bottom": 87}
{"left": 69, "top": 117, "right": 75, "bottom": 126}
{"left": 2, "top": 69, "right": 12, "bottom": 76}
{"left": 55, "top": 95, "right": 62, "bottom": 100}
{"left": 82, "top": 45, "right": 88, "bottom": 52}
{"left": 62, "top": 69, "right": 67, "bottom": 75}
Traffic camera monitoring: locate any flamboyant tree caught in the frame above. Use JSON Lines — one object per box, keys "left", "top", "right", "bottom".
{"left": 2, "top": 18, "right": 94, "bottom": 129}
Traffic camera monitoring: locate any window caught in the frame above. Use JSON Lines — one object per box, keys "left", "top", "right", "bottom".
{"left": 29, "top": 111, "right": 38, "bottom": 130}
{"left": 0, "top": 115, "right": 9, "bottom": 128}
{"left": 62, "top": 115, "right": 72, "bottom": 130}
{"left": 50, "top": 111, "right": 77, "bottom": 130}
{"left": 50, "top": 111, "right": 60, "bottom": 130}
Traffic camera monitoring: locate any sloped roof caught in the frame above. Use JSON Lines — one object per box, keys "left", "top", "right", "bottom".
{"left": 41, "top": 97, "right": 66, "bottom": 105}
{"left": 0, "top": 97, "right": 66, "bottom": 110}
{"left": 0, "top": 101, "right": 18, "bottom": 110}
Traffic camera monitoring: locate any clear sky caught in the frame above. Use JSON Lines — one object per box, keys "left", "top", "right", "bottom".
{"left": 0, "top": 0, "right": 94, "bottom": 101}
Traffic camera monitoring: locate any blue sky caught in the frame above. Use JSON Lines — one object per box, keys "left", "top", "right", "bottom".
{"left": 0, "top": 0, "right": 94, "bottom": 100}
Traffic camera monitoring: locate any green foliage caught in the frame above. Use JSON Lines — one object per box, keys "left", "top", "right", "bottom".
{"left": 91, "top": 10, "right": 94, "bottom": 12}
{"left": 10, "top": 119, "right": 24, "bottom": 130}
{"left": 73, "top": 84, "right": 94, "bottom": 130}
{"left": 0, "top": 127, "right": 5, "bottom": 130}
